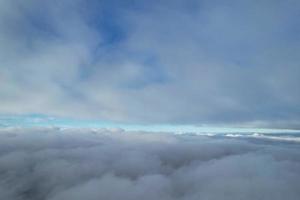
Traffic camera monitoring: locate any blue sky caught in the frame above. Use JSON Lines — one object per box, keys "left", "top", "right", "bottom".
{"left": 0, "top": 0, "right": 300, "bottom": 130}
{"left": 1, "top": 114, "right": 300, "bottom": 134}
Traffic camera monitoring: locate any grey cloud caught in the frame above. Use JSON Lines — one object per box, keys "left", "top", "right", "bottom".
{"left": 0, "top": 127, "right": 300, "bottom": 200}
{"left": 120, "top": 0, "right": 300, "bottom": 126}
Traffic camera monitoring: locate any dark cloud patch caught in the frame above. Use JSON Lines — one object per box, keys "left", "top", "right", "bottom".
{"left": 0, "top": 128, "right": 300, "bottom": 200}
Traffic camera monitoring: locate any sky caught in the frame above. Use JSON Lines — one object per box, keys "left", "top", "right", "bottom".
{"left": 1, "top": 0, "right": 300, "bottom": 130}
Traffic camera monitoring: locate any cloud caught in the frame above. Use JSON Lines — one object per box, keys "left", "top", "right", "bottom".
{"left": 0, "top": 0, "right": 300, "bottom": 128}
{"left": 0, "top": 127, "right": 300, "bottom": 200}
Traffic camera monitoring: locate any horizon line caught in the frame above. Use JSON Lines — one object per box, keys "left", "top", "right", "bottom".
{"left": 1, "top": 114, "right": 300, "bottom": 134}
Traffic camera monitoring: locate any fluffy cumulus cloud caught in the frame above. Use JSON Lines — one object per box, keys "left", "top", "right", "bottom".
{"left": 0, "top": 0, "right": 300, "bottom": 128}
{"left": 0, "top": 127, "right": 300, "bottom": 200}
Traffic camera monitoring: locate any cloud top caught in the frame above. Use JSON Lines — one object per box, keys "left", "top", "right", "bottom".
{"left": 0, "top": 127, "right": 300, "bottom": 200}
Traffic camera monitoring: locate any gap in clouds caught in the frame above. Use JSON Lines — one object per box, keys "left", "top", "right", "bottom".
{"left": 1, "top": 114, "right": 300, "bottom": 134}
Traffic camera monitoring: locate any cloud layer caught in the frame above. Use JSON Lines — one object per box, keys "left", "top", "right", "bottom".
{"left": 0, "top": 0, "right": 300, "bottom": 128}
{"left": 0, "top": 127, "right": 300, "bottom": 200}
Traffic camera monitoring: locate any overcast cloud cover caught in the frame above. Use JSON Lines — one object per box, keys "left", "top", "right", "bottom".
{"left": 0, "top": 0, "right": 300, "bottom": 128}
{"left": 0, "top": 128, "right": 300, "bottom": 200}
{"left": 1, "top": 1, "right": 300, "bottom": 199}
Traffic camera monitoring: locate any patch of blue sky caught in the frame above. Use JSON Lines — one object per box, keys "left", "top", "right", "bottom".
{"left": 1, "top": 114, "right": 299, "bottom": 134}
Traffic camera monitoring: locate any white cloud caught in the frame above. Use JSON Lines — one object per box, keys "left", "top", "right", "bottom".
{"left": 0, "top": 127, "right": 300, "bottom": 200}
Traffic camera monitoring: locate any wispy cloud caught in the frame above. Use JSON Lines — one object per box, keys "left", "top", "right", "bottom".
{"left": 0, "top": 0, "right": 300, "bottom": 128}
